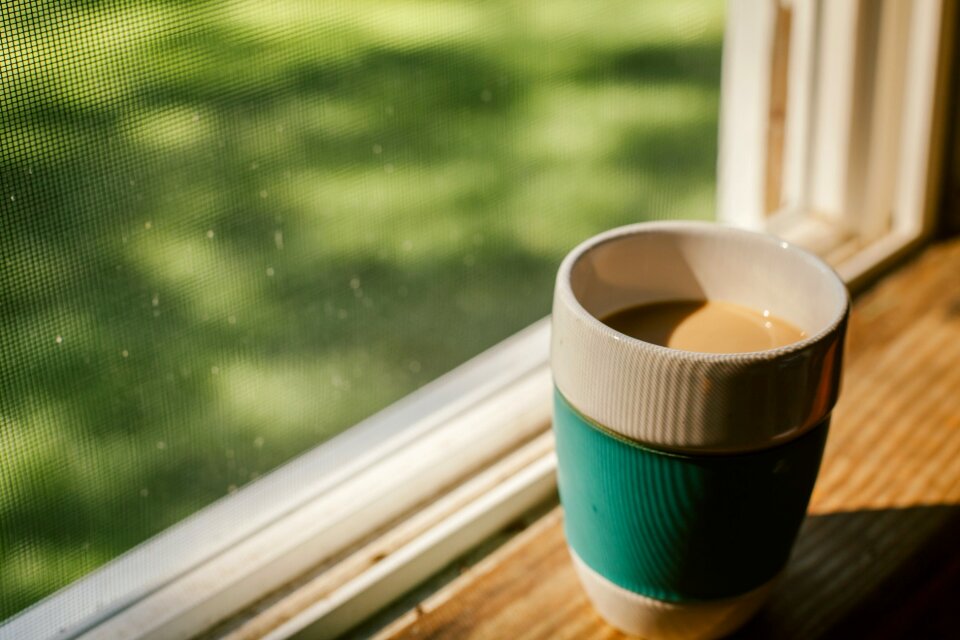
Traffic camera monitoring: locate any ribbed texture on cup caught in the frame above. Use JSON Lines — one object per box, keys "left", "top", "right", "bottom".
{"left": 551, "top": 222, "right": 849, "bottom": 453}
{"left": 555, "top": 389, "right": 829, "bottom": 601}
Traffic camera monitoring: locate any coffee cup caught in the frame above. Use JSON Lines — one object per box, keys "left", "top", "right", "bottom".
{"left": 551, "top": 222, "right": 849, "bottom": 639}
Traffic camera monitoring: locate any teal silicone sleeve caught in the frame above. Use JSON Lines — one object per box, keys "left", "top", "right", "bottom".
{"left": 554, "top": 388, "right": 827, "bottom": 603}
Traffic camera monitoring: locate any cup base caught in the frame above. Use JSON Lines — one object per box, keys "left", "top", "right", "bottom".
{"left": 570, "top": 547, "right": 776, "bottom": 640}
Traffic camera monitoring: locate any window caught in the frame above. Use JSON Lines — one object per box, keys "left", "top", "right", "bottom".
{"left": 719, "top": 0, "right": 952, "bottom": 286}
{"left": 3, "top": 0, "right": 951, "bottom": 637}
{"left": 1, "top": 0, "right": 725, "bottom": 636}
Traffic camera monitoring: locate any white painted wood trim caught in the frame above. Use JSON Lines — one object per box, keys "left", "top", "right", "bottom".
{"left": 717, "top": 0, "right": 779, "bottom": 229}
{"left": 265, "top": 440, "right": 558, "bottom": 640}
{"left": 722, "top": 0, "right": 949, "bottom": 284}
{"left": 894, "top": 0, "right": 949, "bottom": 237}
{"left": 857, "top": 0, "right": 911, "bottom": 242}
{"left": 805, "top": 0, "right": 864, "bottom": 228}
{"left": 833, "top": 231, "right": 924, "bottom": 289}
{"left": 780, "top": 0, "right": 818, "bottom": 215}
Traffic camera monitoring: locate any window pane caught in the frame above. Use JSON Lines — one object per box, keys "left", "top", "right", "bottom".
{"left": 0, "top": 0, "right": 723, "bottom": 619}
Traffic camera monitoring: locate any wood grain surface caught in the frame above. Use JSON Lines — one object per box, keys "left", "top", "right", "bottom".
{"left": 378, "top": 238, "right": 960, "bottom": 640}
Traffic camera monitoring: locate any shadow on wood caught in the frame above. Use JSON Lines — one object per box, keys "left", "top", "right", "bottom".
{"left": 735, "top": 504, "right": 960, "bottom": 640}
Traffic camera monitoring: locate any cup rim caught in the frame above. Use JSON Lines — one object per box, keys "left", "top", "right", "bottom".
{"left": 556, "top": 220, "right": 850, "bottom": 362}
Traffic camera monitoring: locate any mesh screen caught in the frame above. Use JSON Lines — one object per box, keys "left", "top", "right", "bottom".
{"left": 0, "top": 0, "right": 723, "bottom": 620}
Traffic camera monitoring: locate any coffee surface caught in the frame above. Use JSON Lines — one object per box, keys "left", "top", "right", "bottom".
{"left": 601, "top": 300, "right": 806, "bottom": 353}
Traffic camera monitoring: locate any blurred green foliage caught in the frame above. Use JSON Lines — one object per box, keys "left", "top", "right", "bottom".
{"left": 0, "top": 0, "right": 722, "bottom": 619}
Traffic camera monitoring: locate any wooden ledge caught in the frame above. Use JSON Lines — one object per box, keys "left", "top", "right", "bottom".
{"left": 379, "top": 238, "right": 960, "bottom": 640}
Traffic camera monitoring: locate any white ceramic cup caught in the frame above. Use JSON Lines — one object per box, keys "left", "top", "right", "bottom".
{"left": 551, "top": 222, "right": 850, "bottom": 639}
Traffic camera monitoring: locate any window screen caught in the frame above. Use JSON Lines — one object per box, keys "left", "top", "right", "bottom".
{"left": 1, "top": 0, "right": 723, "bottom": 620}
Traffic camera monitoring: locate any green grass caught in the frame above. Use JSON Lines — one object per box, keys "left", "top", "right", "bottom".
{"left": 0, "top": 0, "right": 723, "bottom": 619}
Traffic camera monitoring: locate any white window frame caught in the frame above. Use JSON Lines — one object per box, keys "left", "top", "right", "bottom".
{"left": 719, "top": 0, "right": 953, "bottom": 288}
{"left": 2, "top": 1, "right": 953, "bottom": 638}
